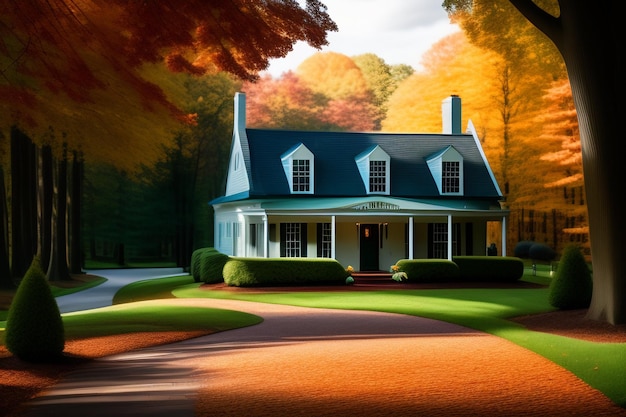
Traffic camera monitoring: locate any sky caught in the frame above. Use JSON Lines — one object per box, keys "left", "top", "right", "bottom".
{"left": 265, "top": 0, "right": 460, "bottom": 77}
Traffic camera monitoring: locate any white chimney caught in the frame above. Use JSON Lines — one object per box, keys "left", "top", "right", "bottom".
{"left": 234, "top": 92, "right": 246, "bottom": 132}
{"left": 442, "top": 95, "right": 461, "bottom": 134}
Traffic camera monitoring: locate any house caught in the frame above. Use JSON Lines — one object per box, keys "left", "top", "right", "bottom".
{"left": 210, "top": 93, "right": 508, "bottom": 271}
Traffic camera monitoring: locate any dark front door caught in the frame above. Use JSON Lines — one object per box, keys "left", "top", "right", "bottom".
{"left": 359, "top": 224, "right": 379, "bottom": 271}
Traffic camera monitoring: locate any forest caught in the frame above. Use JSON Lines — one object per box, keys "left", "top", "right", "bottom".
{"left": 0, "top": 1, "right": 586, "bottom": 281}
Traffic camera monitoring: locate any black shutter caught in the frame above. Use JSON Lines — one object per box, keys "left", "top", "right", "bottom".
{"left": 427, "top": 223, "right": 433, "bottom": 258}
{"left": 300, "top": 223, "right": 307, "bottom": 257}
{"left": 317, "top": 223, "right": 322, "bottom": 257}
{"left": 465, "top": 223, "right": 473, "bottom": 255}
{"left": 280, "top": 223, "right": 286, "bottom": 257}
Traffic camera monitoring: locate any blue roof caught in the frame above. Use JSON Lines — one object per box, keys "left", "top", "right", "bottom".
{"left": 235, "top": 128, "right": 501, "bottom": 200}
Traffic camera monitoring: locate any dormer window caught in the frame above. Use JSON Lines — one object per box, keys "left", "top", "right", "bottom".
{"left": 355, "top": 145, "right": 390, "bottom": 195}
{"left": 281, "top": 143, "right": 314, "bottom": 194}
{"left": 442, "top": 161, "right": 460, "bottom": 193}
{"left": 369, "top": 160, "right": 386, "bottom": 192}
{"left": 426, "top": 146, "right": 464, "bottom": 195}
{"left": 293, "top": 159, "right": 310, "bottom": 192}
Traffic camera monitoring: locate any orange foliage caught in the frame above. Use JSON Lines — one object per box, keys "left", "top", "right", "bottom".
{"left": 0, "top": 0, "right": 337, "bottom": 167}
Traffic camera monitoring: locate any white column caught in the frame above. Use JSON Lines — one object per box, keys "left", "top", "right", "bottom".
{"left": 263, "top": 215, "right": 269, "bottom": 258}
{"left": 331, "top": 215, "right": 336, "bottom": 259}
{"left": 447, "top": 214, "right": 453, "bottom": 261}
{"left": 408, "top": 216, "right": 414, "bottom": 259}
{"left": 501, "top": 215, "right": 507, "bottom": 257}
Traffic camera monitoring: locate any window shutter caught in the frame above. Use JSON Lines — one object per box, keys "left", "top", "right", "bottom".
{"left": 280, "top": 223, "right": 286, "bottom": 257}
{"left": 301, "top": 223, "right": 308, "bottom": 257}
{"left": 427, "top": 223, "right": 433, "bottom": 258}
{"left": 316, "top": 223, "right": 322, "bottom": 257}
{"left": 465, "top": 223, "right": 473, "bottom": 255}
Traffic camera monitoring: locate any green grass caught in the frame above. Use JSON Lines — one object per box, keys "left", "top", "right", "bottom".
{"left": 60, "top": 302, "right": 262, "bottom": 339}
{"left": 2, "top": 267, "right": 624, "bottom": 408}
{"left": 113, "top": 275, "right": 194, "bottom": 304}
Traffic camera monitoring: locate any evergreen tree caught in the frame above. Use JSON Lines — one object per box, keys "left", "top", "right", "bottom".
{"left": 5, "top": 256, "right": 65, "bottom": 362}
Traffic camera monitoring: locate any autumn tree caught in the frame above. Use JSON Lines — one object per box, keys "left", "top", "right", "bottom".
{"left": 536, "top": 79, "right": 588, "bottom": 255}
{"left": 444, "top": 0, "right": 624, "bottom": 324}
{"left": 296, "top": 52, "right": 378, "bottom": 130}
{"left": 244, "top": 72, "right": 327, "bottom": 130}
{"left": 0, "top": 1, "right": 337, "bottom": 277}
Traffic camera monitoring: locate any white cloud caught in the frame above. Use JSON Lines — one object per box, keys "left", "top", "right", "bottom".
{"left": 265, "top": 0, "right": 459, "bottom": 76}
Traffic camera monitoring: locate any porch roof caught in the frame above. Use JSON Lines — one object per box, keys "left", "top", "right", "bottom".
{"left": 214, "top": 196, "right": 507, "bottom": 217}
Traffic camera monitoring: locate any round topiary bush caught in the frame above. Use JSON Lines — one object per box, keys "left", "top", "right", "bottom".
{"left": 528, "top": 243, "right": 557, "bottom": 262}
{"left": 548, "top": 245, "right": 593, "bottom": 310}
{"left": 513, "top": 241, "right": 535, "bottom": 258}
{"left": 5, "top": 256, "right": 65, "bottom": 362}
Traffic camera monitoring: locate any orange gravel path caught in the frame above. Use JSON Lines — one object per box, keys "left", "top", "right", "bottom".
{"left": 191, "top": 300, "right": 625, "bottom": 417}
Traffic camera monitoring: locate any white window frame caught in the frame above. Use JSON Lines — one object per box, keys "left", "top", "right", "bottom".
{"left": 281, "top": 143, "right": 314, "bottom": 194}
{"left": 426, "top": 146, "right": 464, "bottom": 196}
{"left": 355, "top": 145, "right": 390, "bottom": 195}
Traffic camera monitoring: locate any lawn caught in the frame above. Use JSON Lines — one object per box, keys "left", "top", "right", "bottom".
{"left": 1, "top": 264, "right": 624, "bottom": 408}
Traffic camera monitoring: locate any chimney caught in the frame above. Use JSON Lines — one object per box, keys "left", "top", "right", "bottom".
{"left": 442, "top": 95, "right": 461, "bottom": 134}
{"left": 234, "top": 92, "right": 246, "bottom": 132}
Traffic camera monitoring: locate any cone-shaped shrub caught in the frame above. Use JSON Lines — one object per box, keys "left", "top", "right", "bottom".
{"left": 5, "top": 256, "right": 65, "bottom": 361}
{"left": 548, "top": 245, "right": 593, "bottom": 310}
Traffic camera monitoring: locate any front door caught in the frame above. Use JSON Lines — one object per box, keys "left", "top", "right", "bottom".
{"left": 359, "top": 224, "right": 379, "bottom": 271}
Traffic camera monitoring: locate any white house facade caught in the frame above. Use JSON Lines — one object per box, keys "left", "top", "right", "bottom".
{"left": 211, "top": 93, "right": 508, "bottom": 272}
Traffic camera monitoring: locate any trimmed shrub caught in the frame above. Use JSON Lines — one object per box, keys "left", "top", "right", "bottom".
{"left": 190, "top": 247, "right": 218, "bottom": 282}
{"left": 528, "top": 243, "right": 557, "bottom": 262}
{"left": 395, "top": 259, "right": 460, "bottom": 282}
{"left": 5, "top": 256, "right": 65, "bottom": 362}
{"left": 514, "top": 241, "right": 535, "bottom": 258}
{"left": 223, "top": 258, "right": 349, "bottom": 287}
{"left": 199, "top": 250, "right": 230, "bottom": 284}
{"left": 549, "top": 245, "right": 593, "bottom": 309}
{"left": 453, "top": 256, "right": 524, "bottom": 282}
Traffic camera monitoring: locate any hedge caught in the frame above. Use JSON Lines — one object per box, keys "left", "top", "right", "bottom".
{"left": 190, "top": 248, "right": 229, "bottom": 284}
{"left": 395, "top": 259, "right": 460, "bottom": 282}
{"left": 223, "top": 258, "right": 349, "bottom": 287}
{"left": 453, "top": 256, "right": 524, "bottom": 282}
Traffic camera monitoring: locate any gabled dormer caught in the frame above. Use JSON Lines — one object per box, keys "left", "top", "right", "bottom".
{"left": 355, "top": 145, "right": 390, "bottom": 195}
{"left": 281, "top": 143, "right": 314, "bottom": 194}
{"left": 426, "top": 145, "right": 464, "bottom": 196}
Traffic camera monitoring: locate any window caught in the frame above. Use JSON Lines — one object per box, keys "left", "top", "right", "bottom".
{"left": 317, "top": 223, "right": 332, "bottom": 258}
{"left": 369, "top": 160, "right": 386, "bottom": 193}
{"left": 431, "top": 223, "right": 449, "bottom": 259}
{"left": 355, "top": 145, "right": 390, "bottom": 195}
{"left": 426, "top": 146, "right": 463, "bottom": 195}
{"left": 442, "top": 161, "right": 460, "bottom": 193}
{"left": 281, "top": 143, "right": 314, "bottom": 194}
{"left": 429, "top": 223, "right": 461, "bottom": 258}
{"left": 292, "top": 159, "right": 310, "bottom": 192}
{"left": 280, "top": 223, "right": 308, "bottom": 257}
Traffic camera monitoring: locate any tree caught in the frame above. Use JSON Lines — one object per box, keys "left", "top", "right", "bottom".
{"left": 444, "top": 1, "right": 624, "bottom": 324}
{"left": 1, "top": 1, "right": 337, "bottom": 276}
{"left": 5, "top": 256, "right": 65, "bottom": 361}
{"left": 537, "top": 79, "right": 588, "bottom": 255}
{"left": 244, "top": 72, "right": 327, "bottom": 130}
{"left": 296, "top": 52, "right": 378, "bottom": 130}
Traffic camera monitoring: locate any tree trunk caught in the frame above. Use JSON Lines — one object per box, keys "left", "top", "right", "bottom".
{"left": 10, "top": 127, "right": 37, "bottom": 278}
{"left": 39, "top": 145, "right": 54, "bottom": 272}
{"left": 69, "top": 152, "right": 83, "bottom": 273}
{"left": 47, "top": 148, "right": 71, "bottom": 281}
{"left": 557, "top": 4, "right": 623, "bottom": 324}
{"left": 0, "top": 165, "right": 13, "bottom": 288}
{"left": 508, "top": 1, "right": 624, "bottom": 324}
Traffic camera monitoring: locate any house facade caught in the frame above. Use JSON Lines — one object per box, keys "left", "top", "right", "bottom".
{"left": 211, "top": 93, "right": 508, "bottom": 271}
